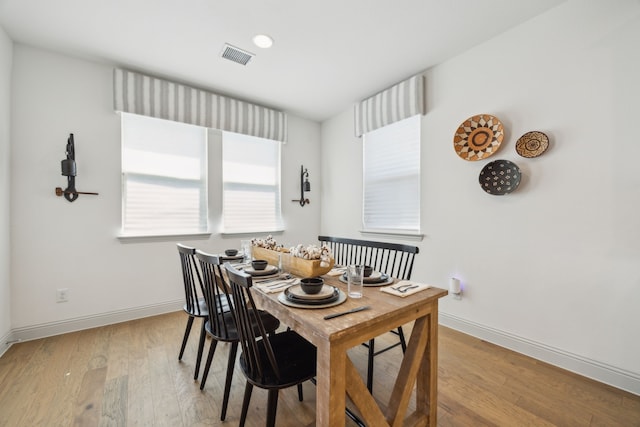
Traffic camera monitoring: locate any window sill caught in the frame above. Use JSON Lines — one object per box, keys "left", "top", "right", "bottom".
{"left": 359, "top": 229, "right": 424, "bottom": 242}
{"left": 117, "top": 232, "right": 212, "bottom": 243}
{"left": 220, "top": 229, "right": 285, "bottom": 237}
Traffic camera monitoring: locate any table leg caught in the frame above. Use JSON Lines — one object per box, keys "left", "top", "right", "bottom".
{"left": 386, "top": 315, "right": 430, "bottom": 427}
{"left": 416, "top": 305, "right": 439, "bottom": 426}
{"left": 345, "top": 358, "right": 387, "bottom": 427}
{"left": 316, "top": 340, "right": 347, "bottom": 427}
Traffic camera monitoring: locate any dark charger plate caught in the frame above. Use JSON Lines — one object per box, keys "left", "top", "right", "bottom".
{"left": 277, "top": 289, "right": 346, "bottom": 309}
{"left": 285, "top": 286, "right": 339, "bottom": 305}
{"left": 339, "top": 272, "right": 393, "bottom": 287}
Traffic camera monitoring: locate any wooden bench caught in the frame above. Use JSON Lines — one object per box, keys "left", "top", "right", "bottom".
{"left": 317, "top": 235, "right": 419, "bottom": 393}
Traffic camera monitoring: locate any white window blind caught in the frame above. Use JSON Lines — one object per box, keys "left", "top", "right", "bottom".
{"left": 222, "top": 132, "right": 283, "bottom": 234}
{"left": 363, "top": 115, "right": 420, "bottom": 232}
{"left": 121, "top": 113, "right": 208, "bottom": 236}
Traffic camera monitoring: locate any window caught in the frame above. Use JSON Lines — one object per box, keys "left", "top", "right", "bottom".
{"left": 222, "top": 132, "right": 283, "bottom": 234}
{"left": 121, "top": 113, "right": 208, "bottom": 236}
{"left": 363, "top": 115, "right": 421, "bottom": 233}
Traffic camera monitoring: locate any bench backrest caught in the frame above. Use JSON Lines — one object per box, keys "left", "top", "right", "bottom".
{"left": 318, "top": 235, "right": 419, "bottom": 280}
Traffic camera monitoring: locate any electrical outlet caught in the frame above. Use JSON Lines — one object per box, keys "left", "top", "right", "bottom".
{"left": 56, "top": 288, "right": 69, "bottom": 303}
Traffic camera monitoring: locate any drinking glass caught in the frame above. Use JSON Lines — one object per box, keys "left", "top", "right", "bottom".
{"left": 240, "top": 240, "right": 252, "bottom": 263}
{"left": 347, "top": 265, "right": 364, "bottom": 298}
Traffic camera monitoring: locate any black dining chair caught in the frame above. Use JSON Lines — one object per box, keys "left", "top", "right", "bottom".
{"left": 176, "top": 243, "right": 210, "bottom": 380}
{"left": 224, "top": 262, "right": 317, "bottom": 427}
{"left": 318, "top": 235, "right": 419, "bottom": 393}
{"left": 195, "top": 250, "right": 281, "bottom": 421}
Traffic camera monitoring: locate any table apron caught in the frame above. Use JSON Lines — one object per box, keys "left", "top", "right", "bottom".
{"left": 327, "top": 302, "right": 437, "bottom": 349}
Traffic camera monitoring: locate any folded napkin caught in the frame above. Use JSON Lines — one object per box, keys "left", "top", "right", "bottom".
{"left": 326, "top": 267, "right": 346, "bottom": 276}
{"left": 255, "top": 279, "right": 299, "bottom": 294}
{"left": 380, "top": 280, "right": 431, "bottom": 297}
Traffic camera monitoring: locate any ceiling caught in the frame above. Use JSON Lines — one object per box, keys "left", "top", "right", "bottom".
{"left": 0, "top": 0, "right": 565, "bottom": 122}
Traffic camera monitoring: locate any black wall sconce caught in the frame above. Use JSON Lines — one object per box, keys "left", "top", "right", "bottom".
{"left": 55, "top": 133, "right": 98, "bottom": 202}
{"left": 292, "top": 164, "right": 311, "bottom": 207}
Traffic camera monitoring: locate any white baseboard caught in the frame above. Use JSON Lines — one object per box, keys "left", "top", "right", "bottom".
{"left": 439, "top": 312, "right": 640, "bottom": 396}
{"left": 9, "top": 300, "right": 183, "bottom": 344}
{"left": 0, "top": 329, "right": 16, "bottom": 358}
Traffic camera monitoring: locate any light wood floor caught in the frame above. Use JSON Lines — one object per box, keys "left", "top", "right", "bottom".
{"left": 0, "top": 311, "right": 638, "bottom": 426}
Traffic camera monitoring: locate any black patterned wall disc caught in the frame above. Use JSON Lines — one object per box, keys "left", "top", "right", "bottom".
{"left": 478, "top": 159, "right": 521, "bottom": 195}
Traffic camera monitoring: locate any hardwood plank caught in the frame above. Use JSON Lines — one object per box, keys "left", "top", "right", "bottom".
{"left": 0, "top": 337, "right": 43, "bottom": 397}
{"left": 147, "top": 340, "right": 184, "bottom": 426}
{"left": 47, "top": 328, "right": 101, "bottom": 425}
{"left": 105, "top": 321, "right": 131, "bottom": 381}
{"left": 167, "top": 334, "right": 217, "bottom": 426}
{"left": 439, "top": 368, "right": 557, "bottom": 426}
{"left": 437, "top": 396, "right": 497, "bottom": 427}
{"left": 73, "top": 366, "right": 108, "bottom": 426}
{"left": 100, "top": 375, "right": 128, "bottom": 426}
{"left": 126, "top": 354, "right": 154, "bottom": 427}
{"left": 0, "top": 333, "right": 79, "bottom": 426}
{"left": 17, "top": 332, "right": 80, "bottom": 426}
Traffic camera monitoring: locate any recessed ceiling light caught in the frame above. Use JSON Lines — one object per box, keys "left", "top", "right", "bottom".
{"left": 252, "top": 34, "right": 274, "bottom": 49}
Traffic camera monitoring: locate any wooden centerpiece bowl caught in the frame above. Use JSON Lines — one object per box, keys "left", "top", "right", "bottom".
{"left": 251, "top": 246, "right": 334, "bottom": 278}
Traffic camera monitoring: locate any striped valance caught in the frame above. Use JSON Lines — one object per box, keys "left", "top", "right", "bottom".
{"left": 113, "top": 68, "right": 287, "bottom": 142}
{"left": 354, "top": 74, "right": 425, "bottom": 137}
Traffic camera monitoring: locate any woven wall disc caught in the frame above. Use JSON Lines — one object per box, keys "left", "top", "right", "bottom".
{"left": 516, "top": 131, "right": 549, "bottom": 158}
{"left": 453, "top": 114, "right": 504, "bottom": 161}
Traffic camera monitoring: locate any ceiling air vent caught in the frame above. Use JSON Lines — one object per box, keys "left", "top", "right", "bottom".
{"left": 221, "top": 44, "right": 254, "bottom": 66}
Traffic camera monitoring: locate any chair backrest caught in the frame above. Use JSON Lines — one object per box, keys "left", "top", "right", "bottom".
{"left": 224, "top": 262, "right": 281, "bottom": 382}
{"left": 318, "top": 236, "right": 419, "bottom": 280}
{"left": 195, "top": 250, "right": 235, "bottom": 339}
{"left": 177, "top": 243, "right": 205, "bottom": 315}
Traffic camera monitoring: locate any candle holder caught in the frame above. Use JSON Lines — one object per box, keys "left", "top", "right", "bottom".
{"left": 55, "top": 133, "right": 99, "bottom": 202}
{"left": 291, "top": 164, "right": 311, "bottom": 207}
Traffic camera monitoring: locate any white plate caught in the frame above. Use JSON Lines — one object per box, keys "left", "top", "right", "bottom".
{"left": 365, "top": 271, "right": 382, "bottom": 280}
{"left": 287, "top": 284, "right": 335, "bottom": 300}
{"left": 244, "top": 265, "right": 279, "bottom": 276}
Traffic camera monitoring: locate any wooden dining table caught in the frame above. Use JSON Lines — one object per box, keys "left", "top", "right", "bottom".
{"left": 252, "top": 273, "right": 448, "bottom": 427}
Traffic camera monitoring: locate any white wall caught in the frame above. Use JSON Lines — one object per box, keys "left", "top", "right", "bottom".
{"left": 9, "top": 45, "right": 322, "bottom": 337}
{"left": 0, "top": 25, "right": 12, "bottom": 355}
{"left": 321, "top": 0, "right": 640, "bottom": 394}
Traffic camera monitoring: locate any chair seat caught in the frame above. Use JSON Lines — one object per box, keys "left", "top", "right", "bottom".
{"left": 183, "top": 297, "right": 208, "bottom": 317}
{"left": 185, "top": 294, "right": 234, "bottom": 318}
{"left": 205, "top": 309, "right": 279, "bottom": 342}
{"left": 239, "top": 330, "right": 316, "bottom": 389}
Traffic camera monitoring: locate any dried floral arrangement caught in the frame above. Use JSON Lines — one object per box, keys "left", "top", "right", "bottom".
{"left": 251, "top": 235, "right": 333, "bottom": 267}
{"left": 289, "top": 243, "right": 332, "bottom": 268}
{"left": 251, "top": 235, "right": 288, "bottom": 252}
